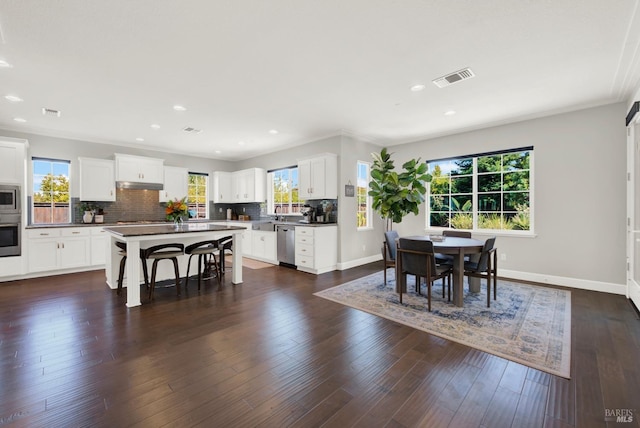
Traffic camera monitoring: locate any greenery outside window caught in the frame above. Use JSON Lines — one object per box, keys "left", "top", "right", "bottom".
{"left": 428, "top": 147, "right": 532, "bottom": 232}
{"left": 268, "top": 167, "right": 302, "bottom": 215}
{"left": 357, "top": 161, "right": 371, "bottom": 229}
{"left": 32, "top": 158, "right": 70, "bottom": 224}
{"left": 187, "top": 172, "right": 208, "bottom": 219}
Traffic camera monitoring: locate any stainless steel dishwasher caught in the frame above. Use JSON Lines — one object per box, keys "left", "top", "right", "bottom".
{"left": 276, "top": 224, "right": 296, "bottom": 267}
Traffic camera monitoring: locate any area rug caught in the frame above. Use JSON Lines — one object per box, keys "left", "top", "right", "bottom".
{"left": 225, "top": 256, "right": 275, "bottom": 270}
{"left": 314, "top": 271, "right": 571, "bottom": 378}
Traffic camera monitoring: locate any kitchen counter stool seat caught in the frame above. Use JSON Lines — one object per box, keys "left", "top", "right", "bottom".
{"left": 142, "top": 243, "right": 185, "bottom": 301}
{"left": 115, "top": 241, "right": 150, "bottom": 296}
{"left": 185, "top": 240, "right": 223, "bottom": 290}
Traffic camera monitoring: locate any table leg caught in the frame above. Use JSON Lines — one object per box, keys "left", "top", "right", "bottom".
{"left": 467, "top": 253, "right": 481, "bottom": 293}
{"left": 125, "top": 240, "right": 142, "bottom": 307}
{"left": 452, "top": 250, "right": 464, "bottom": 307}
{"left": 231, "top": 232, "right": 243, "bottom": 284}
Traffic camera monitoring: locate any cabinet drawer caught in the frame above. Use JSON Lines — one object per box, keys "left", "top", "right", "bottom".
{"left": 296, "top": 235, "right": 314, "bottom": 246}
{"left": 296, "top": 255, "right": 314, "bottom": 268}
{"left": 61, "top": 228, "right": 90, "bottom": 237}
{"left": 27, "top": 229, "right": 61, "bottom": 239}
{"left": 296, "top": 227, "right": 314, "bottom": 237}
{"left": 296, "top": 242, "right": 314, "bottom": 257}
{"left": 90, "top": 227, "right": 107, "bottom": 236}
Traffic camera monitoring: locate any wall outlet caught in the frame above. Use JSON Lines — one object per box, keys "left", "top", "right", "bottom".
{"left": 219, "top": 208, "right": 222, "bottom": 212}
{"left": 243, "top": 207, "right": 245, "bottom": 212}
{"left": 500, "top": 253, "right": 507, "bottom": 261}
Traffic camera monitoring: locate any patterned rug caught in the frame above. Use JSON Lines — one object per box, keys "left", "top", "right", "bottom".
{"left": 314, "top": 271, "right": 571, "bottom": 378}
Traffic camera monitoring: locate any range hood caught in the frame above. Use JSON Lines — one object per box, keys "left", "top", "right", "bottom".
{"left": 116, "top": 181, "right": 164, "bottom": 191}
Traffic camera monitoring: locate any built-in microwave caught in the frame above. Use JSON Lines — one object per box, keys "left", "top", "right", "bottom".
{"left": 0, "top": 185, "right": 20, "bottom": 213}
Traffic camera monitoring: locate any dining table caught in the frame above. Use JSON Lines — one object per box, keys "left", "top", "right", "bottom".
{"left": 401, "top": 235, "right": 485, "bottom": 307}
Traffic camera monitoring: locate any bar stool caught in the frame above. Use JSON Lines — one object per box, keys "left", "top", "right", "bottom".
{"left": 184, "top": 240, "right": 223, "bottom": 290}
{"left": 141, "top": 243, "right": 185, "bottom": 301}
{"left": 215, "top": 236, "right": 233, "bottom": 278}
{"left": 115, "top": 241, "right": 149, "bottom": 296}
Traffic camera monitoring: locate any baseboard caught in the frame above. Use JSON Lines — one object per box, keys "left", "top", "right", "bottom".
{"left": 499, "top": 269, "right": 626, "bottom": 295}
{"left": 337, "top": 254, "right": 383, "bottom": 271}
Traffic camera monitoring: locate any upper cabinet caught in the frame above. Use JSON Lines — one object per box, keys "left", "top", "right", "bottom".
{"left": 159, "top": 166, "right": 188, "bottom": 203}
{"left": 213, "top": 171, "right": 232, "bottom": 203}
{"left": 213, "top": 168, "right": 265, "bottom": 203}
{"left": 114, "top": 153, "right": 164, "bottom": 184}
{"left": 0, "top": 139, "right": 26, "bottom": 185}
{"left": 232, "top": 168, "right": 266, "bottom": 203}
{"left": 78, "top": 157, "right": 116, "bottom": 201}
{"left": 298, "top": 153, "right": 338, "bottom": 200}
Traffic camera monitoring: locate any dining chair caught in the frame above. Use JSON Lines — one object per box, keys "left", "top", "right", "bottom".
{"left": 383, "top": 230, "right": 399, "bottom": 285}
{"left": 435, "top": 229, "right": 472, "bottom": 264}
{"left": 396, "top": 238, "right": 452, "bottom": 311}
{"left": 463, "top": 236, "right": 497, "bottom": 307}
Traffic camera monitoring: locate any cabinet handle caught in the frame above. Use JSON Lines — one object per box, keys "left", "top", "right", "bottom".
{"left": 72, "top": 231, "right": 80, "bottom": 234}
{"left": 61, "top": 243, "right": 65, "bottom": 249}
{"left": 40, "top": 232, "right": 49, "bottom": 236}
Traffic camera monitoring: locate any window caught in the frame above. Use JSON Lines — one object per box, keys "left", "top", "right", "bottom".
{"left": 187, "top": 172, "right": 208, "bottom": 219}
{"left": 357, "top": 161, "right": 371, "bottom": 229}
{"left": 32, "top": 158, "right": 70, "bottom": 224}
{"left": 428, "top": 147, "right": 532, "bottom": 232}
{"left": 268, "top": 167, "right": 302, "bottom": 215}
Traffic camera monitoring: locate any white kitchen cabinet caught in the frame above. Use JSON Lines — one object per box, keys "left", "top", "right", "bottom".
{"left": 252, "top": 230, "right": 276, "bottom": 263}
{"left": 213, "top": 171, "right": 233, "bottom": 203}
{"left": 114, "top": 153, "right": 164, "bottom": 184}
{"left": 298, "top": 154, "right": 338, "bottom": 200}
{"left": 0, "top": 138, "right": 26, "bottom": 185}
{"left": 232, "top": 168, "right": 266, "bottom": 203}
{"left": 27, "top": 228, "right": 90, "bottom": 272}
{"left": 78, "top": 157, "right": 116, "bottom": 201}
{"left": 90, "top": 227, "right": 108, "bottom": 266}
{"left": 159, "top": 166, "right": 188, "bottom": 203}
{"left": 295, "top": 226, "right": 337, "bottom": 274}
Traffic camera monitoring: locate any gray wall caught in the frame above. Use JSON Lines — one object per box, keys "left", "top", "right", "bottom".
{"left": 390, "top": 103, "right": 627, "bottom": 286}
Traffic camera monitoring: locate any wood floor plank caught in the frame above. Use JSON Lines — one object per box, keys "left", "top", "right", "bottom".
{"left": 0, "top": 264, "right": 638, "bottom": 427}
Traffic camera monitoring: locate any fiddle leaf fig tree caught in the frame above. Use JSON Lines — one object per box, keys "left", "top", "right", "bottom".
{"left": 368, "top": 147, "right": 432, "bottom": 230}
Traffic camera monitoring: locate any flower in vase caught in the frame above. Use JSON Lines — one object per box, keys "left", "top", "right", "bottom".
{"left": 165, "top": 197, "right": 188, "bottom": 221}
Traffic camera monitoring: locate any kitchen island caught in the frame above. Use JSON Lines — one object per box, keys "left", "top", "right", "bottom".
{"left": 104, "top": 223, "right": 246, "bottom": 307}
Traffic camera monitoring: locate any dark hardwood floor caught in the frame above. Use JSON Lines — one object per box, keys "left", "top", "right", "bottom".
{"left": 0, "top": 262, "right": 639, "bottom": 427}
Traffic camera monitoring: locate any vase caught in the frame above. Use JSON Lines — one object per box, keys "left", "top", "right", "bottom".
{"left": 83, "top": 211, "right": 94, "bottom": 223}
{"left": 173, "top": 216, "right": 184, "bottom": 228}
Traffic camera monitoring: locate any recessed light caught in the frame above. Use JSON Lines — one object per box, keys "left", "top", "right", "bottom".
{"left": 238, "top": 141, "right": 246, "bottom": 146}
{"left": 268, "top": 129, "right": 278, "bottom": 135}
{"left": 444, "top": 110, "right": 457, "bottom": 116}
{"left": 4, "top": 95, "right": 23, "bottom": 102}
{"left": 150, "top": 124, "right": 160, "bottom": 129}
{"left": 135, "top": 137, "right": 145, "bottom": 142}
{"left": 173, "top": 105, "right": 187, "bottom": 111}
{"left": 13, "top": 117, "right": 26, "bottom": 122}
{"left": 410, "top": 84, "right": 426, "bottom": 92}
{"left": 0, "top": 59, "right": 13, "bottom": 68}
{"left": 214, "top": 150, "right": 221, "bottom": 154}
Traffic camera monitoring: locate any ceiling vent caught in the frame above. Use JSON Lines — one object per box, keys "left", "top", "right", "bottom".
{"left": 432, "top": 68, "right": 475, "bottom": 88}
{"left": 182, "top": 126, "right": 202, "bottom": 134}
{"left": 42, "top": 107, "right": 61, "bottom": 117}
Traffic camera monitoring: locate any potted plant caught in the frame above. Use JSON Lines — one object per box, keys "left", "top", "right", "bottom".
{"left": 79, "top": 202, "right": 95, "bottom": 223}
{"left": 165, "top": 197, "right": 188, "bottom": 225}
{"left": 368, "top": 147, "right": 432, "bottom": 231}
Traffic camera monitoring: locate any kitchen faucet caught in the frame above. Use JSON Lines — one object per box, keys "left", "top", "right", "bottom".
{"left": 274, "top": 206, "right": 283, "bottom": 221}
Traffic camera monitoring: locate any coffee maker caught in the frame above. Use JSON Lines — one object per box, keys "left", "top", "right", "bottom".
{"left": 300, "top": 205, "right": 314, "bottom": 223}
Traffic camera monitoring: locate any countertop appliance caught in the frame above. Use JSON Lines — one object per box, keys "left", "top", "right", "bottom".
{"left": 0, "top": 213, "right": 21, "bottom": 257}
{"left": 0, "top": 184, "right": 20, "bottom": 213}
{"left": 300, "top": 205, "right": 314, "bottom": 224}
{"left": 276, "top": 224, "right": 296, "bottom": 267}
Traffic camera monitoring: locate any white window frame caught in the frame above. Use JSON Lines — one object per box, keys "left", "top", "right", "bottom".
{"left": 32, "top": 157, "right": 71, "bottom": 224}
{"left": 187, "top": 172, "right": 209, "bottom": 219}
{"left": 426, "top": 148, "right": 534, "bottom": 236}
{"left": 267, "top": 166, "right": 302, "bottom": 216}
{"left": 357, "top": 160, "right": 372, "bottom": 230}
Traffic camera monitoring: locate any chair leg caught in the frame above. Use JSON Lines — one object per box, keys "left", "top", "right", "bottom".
{"left": 427, "top": 279, "right": 431, "bottom": 312}
{"left": 172, "top": 257, "right": 181, "bottom": 296}
{"left": 117, "top": 255, "right": 127, "bottom": 296}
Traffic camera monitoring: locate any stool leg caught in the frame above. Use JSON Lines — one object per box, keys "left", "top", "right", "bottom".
{"left": 185, "top": 254, "right": 194, "bottom": 289}
{"left": 117, "top": 255, "right": 127, "bottom": 296}
{"left": 141, "top": 257, "right": 150, "bottom": 289}
{"left": 149, "top": 259, "right": 160, "bottom": 301}
{"left": 197, "top": 254, "right": 203, "bottom": 290}
{"left": 172, "top": 257, "right": 181, "bottom": 295}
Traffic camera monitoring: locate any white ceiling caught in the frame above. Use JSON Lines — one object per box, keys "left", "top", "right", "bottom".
{"left": 0, "top": 1, "right": 639, "bottom": 161}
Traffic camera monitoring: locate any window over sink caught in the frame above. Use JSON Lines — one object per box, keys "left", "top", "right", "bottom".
{"left": 268, "top": 166, "right": 303, "bottom": 216}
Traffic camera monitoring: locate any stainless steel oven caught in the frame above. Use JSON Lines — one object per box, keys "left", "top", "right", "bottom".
{"left": 0, "top": 213, "right": 20, "bottom": 257}
{"left": 0, "top": 185, "right": 20, "bottom": 213}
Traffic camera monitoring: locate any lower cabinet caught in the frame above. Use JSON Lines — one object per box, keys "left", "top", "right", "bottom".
{"left": 295, "top": 226, "right": 337, "bottom": 274}
{"left": 90, "top": 227, "right": 108, "bottom": 266}
{"left": 252, "top": 230, "right": 276, "bottom": 263}
{"left": 27, "top": 228, "right": 91, "bottom": 272}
